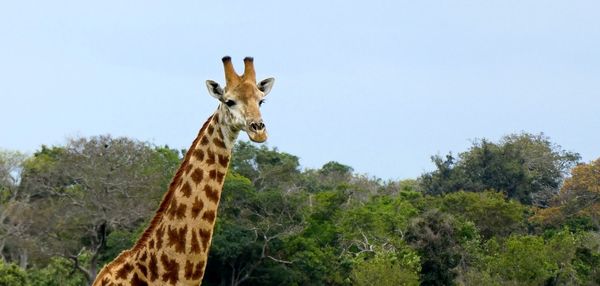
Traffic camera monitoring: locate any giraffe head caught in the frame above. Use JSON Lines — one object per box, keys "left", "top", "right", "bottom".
{"left": 205, "top": 56, "right": 275, "bottom": 143}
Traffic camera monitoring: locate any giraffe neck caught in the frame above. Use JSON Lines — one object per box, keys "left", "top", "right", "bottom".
{"left": 93, "top": 109, "right": 240, "bottom": 286}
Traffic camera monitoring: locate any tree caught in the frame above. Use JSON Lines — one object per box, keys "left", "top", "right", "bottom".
{"left": 440, "top": 191, "right": 527, "bottom": 238}
{"left": 14, "top": 136, "right": 179, "bottom": 285}
{"left": 338, "top": 196, "right": 418, "bottom": 255}
{"left": 27, "top": 257, "right": 87, "bottom": 286}
{"left": 405, "top": 209, "right": 463, "bottom": 286}
{"left": 204, "top": 172, "right": 306, "bottom": 286}
{"left": 279, "top": 188, "right": 351, "bottom": 286}
{"left": 573, "top": 232, "right": 600, "bottom": 284}
{"left": 351, "top": 250, "right": 419, "bottom": 286}
{"left": 483, "top": 232, "right": 581, "bottom": 285}
{"left": 420, "top": 154, "right": 465, "bottom": 197}
{"left": 0, "top": 149, "right": 29, "bottom": 266}
{"left": 557, "top": 159, "right": 600, "bottom": 229}
{"left": 0, "top": 260, "right": 28, "bottom": 286}
{"left": 531, "top": 158, "right": 600, "bottom": 231}
{"left": 421, "top": 133, "right": 580, "bottom": 206}
{"left": 231, "top": 142, "right": 301, "bottom": 192}
{"left": 0, "top": 150, "right": 26, "bottom": 192}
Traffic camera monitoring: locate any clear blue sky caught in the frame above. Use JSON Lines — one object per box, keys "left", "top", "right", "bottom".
{"left": 1, "top": 1, "right": 599, "bottom": 180}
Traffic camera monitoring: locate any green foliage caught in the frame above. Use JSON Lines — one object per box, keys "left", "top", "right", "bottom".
{"left": 4, "top": 136, "right": 180, "bottom": 284}
{"left": 205, "top": 171, "right": 306, "bottom": 286}
{"left": 2, "top": 136, "right": 598, "bottom": 285}
{"left": 573, "top": 232, "right": 600, "bottom": 285}
{"left": 320, "top": 161, "right": 353, "bottom": 177}
{"left": 27, "top": 257, "right": 87, "bottom": 286}
{"left": 351, "top": 251, "right": 419, "bottom": 286}
{"left": 487, "top": 235, "right": 557, "bottom": 285}
{"left": 148, "top": 145, "right": 182, "bottom": 194}
{"left": 231, "top": 141, "right": 301, "bottom": 191}
{"left": 440, "top": 191, "right": 527, "bottom": 238}
{"left": 476, "top": 230, "right": 584, "bottom": 285}
{"left": 339, "top": 196, "right": 418, "bottom": 253}
{"left": 97, "top": 226, "right": 143, "bottom": 266}
{"left": 0, "top": 258, "right": 87, "bottom": 286}
{"left": 405, "top": 209, "right": 463, "bottom": 286}
{"left": 531, "top": 158, "right": 600, "bottom": 231}
{"left": 0, "top": 260, "right": 27, "bottom": 286}
{"left": 285, "top": 237, "right": 349, "bottom": 286}
{"left": 421, "top": 133, "right": 580, "bottom": 206}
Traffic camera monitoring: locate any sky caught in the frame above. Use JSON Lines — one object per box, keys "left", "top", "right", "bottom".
{"left": 1, "top": 1, "right": 599, "bottom": 180}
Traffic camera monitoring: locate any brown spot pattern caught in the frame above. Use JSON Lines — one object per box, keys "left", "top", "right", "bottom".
{"left": 203, "top": 184, "right": 220, "bottom": 203}
{"left": 184, "top": 260, "right": 205, "bottom": 280}
{"left": 213, "top": 137, "right": 226, "bottom": 149}
{"left": 160, "top": 254, "right": 180, "bottom": 285}
{"left": 148, "top": 239, "right": 154, "bottom": 249}
{"left": 137, "top": 262, "right": 148, "bottom": 277}
{"left": 149, "top": 253, "right": 158, "bottom": 282}
{"left": 191, "top": 196, "right": 204, "bottom": 219}
{"left": 193, "top": 261, "right": 205, "bottom": 279}
{"left": 140, "top": 251, "right": 147, "bottom": 262}
{"left": 155, "top": 225, "right": 164, "bottom": 250}
{"left": 199, "top": 229, "right": 211, "bottom": 250}
{"left": 184, "top": 260, "right": 194, "bottom": 279}
{"left": 218, "top": 154, "right": 229, "bottom": 167}
{"left": 190, "top": 231, "right": 201, "bottom": 253}
{"left": 200, "top": 136, "right": 209, "bottom": 145}
{"left": 202, "top": 210, "right": 216, "bottom": 224}
{"left": 216, "top": 171, "right": 225, "bottom": 184}
{"left": 176, "top": 204, "right": 187, "bottom": 219}
{"left": 116, "top": 263, "right": 133, "bottom": 280}
{"left": 167, "top": 225, "right": 188, "bottom": 254}
{"left": 167, "top": 198, "right": 177, "bottom": 216}
{"left": 209, "top": 169, "right": 225, "bottom": 183}
{"left": 206, "top": 149, "right": 215, "bottom": 165}
{"left": 180, "top": 182, "right": 192, "bottom": 198}
{"left": 193, "top": 149, "right": 205, "bottom": 161}
{"left": 168, "top": 198, "right": 186, "bottom": 219}
{"left": 191, "top": 169, "right": 204, "bottom": 184}
{"left": 207, "top": 125, "right": 214, "bottom": 135}
{"left": 185, "top": 163, "right": 193, "bottom": 175}
{"left": 131, "top": 273, "right": 148, "bottom": 286}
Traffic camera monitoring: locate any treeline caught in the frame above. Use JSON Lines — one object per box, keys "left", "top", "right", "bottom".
{"left": 0, "top": 133, "right": 599, "bottom": 285}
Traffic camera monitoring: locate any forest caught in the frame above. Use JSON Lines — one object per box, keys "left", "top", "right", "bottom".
{"left": 0, "top": 132, "right": 599, "bottom": 286}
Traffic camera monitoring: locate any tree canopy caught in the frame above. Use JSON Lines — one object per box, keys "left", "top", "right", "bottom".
{"left": 420, "top": 133, "right": 580, "bottom": 206}
{"left": 0, "top": 132, "right": 598, "bottom": 286}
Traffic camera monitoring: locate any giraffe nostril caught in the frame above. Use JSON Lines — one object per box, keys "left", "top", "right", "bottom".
{"left": 249, "top": 122, "right": 265, "bottom": 131}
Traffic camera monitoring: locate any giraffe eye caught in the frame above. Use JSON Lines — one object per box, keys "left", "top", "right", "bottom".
{"left": 225, "top": 100, "right": 236, "bottom": 107}
{"left": 259, "top": 99, "right": 266, "bottom": 106}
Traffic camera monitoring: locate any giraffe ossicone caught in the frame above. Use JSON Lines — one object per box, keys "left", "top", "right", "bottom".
{"left": 93, "top": 56, "right": 275, "bottom": 286}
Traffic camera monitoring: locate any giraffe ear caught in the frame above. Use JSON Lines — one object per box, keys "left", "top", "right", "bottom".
{"left": 206, "top": 80, "right": 224, "bottom": 100}
{"left": 258, "top": 78, "right": 275, "bottom": 96}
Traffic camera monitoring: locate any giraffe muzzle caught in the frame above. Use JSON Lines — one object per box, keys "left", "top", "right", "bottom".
{"left": 247, "top": 120, "right": 267, "bottom": 143}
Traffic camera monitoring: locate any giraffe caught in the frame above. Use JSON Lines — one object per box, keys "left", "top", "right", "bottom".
{"left": 92, "top": 56, "right": 275, "bottom": 286}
